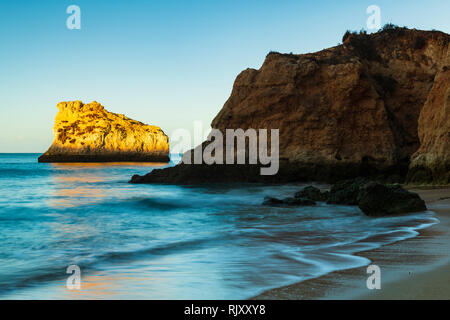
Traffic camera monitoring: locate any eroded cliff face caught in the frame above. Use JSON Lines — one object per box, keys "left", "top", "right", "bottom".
{"left": 131, "top": 28, "right": 449, "bottom": 184}
{"left": 39, "top": 101, "right": 169, "bottom": 162}
{"left": 408, "top": 68, "right": 450, "bottom": 184}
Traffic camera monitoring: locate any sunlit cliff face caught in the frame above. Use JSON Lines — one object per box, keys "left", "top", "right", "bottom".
{"left": 39, "top": 101, "right": 169, "bottom": 161}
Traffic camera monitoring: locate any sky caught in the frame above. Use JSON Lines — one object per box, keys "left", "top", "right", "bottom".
{"left": 0, "top": 0, "right": 449, "bottom": 152}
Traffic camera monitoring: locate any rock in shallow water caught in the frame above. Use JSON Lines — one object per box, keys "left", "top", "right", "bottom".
{"left": 295, "top": 186, "right": 329, "bottom": 202}
{"left": 262, "top": 196, "right": 316, "bottom": 206}
{"left": 327, "top": 177, "right": 370, "bottom": 205}
{"left": 357, "top": 182, "right": 427, "bottom": 216}
{"left": 284, "top": 197, "right": 316, "bottom": 206}
{"left": 39, "top": 101, "right": 170, "bottom": 163}
{"left": 262, "top": 197, "right": 285, "bottom": 206}
{"left": 262, "top": 179, "right": 427, "bottom": 216}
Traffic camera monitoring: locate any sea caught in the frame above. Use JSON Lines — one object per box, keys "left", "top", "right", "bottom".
{"left": 0, "top": 153, "right": 439, "bottom": 299}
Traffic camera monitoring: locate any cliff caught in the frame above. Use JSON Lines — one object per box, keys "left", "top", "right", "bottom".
{"left": 131, "top": 27, "right": 449, "bottom": 184}
{"left": 38, "top": 101, "right": 170, "bottom": 162}
{"left": 407, "top": 68, "right": 450, "bottom": 184}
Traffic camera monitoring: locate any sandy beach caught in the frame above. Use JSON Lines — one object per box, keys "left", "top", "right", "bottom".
{"left": 253, "top": 187, "right": 450, "bottom": 300}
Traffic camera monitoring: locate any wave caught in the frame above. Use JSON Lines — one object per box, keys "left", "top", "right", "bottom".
{"left": 0, "top": 212, "right": 439, "bottom": 298}
{"left": 94, "top": 236, "right": 226, "bottom": 262}
{"left": 0, "top": 236, "right": 226, "bottom": 296}
{"left": 0, "top": 167, "right": 53, "bottom": 178}
{"left": 0, "top": 157, "right": 442, "bottom": 299}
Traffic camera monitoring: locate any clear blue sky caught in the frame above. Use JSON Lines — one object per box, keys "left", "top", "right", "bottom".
{"left": 0, "top": 0, "right": 449, "bottom": 152}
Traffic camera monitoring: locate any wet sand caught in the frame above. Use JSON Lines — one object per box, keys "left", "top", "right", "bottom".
{"left": 253, "top": 187, "right": 450, "bottom": 300}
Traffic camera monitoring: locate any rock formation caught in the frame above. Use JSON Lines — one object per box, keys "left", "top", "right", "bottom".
{"left": 357, "top": 182, "right": 426, "bottom": 216}
{"left": 262, "top": 196, "right": 316, "bottom": 206}
{"left": 326, "top": 178, "right": 370, "bottom": 205}
{"left": 131, "top": 27, "right": 449, "bottom": 184}
{"left": 295, "top": 186, "right": 329, "bottom": 202}
{"left": 407, "top": 68, "right": 450, "bottom": 184}
{"left": 39, "top": 101, "right": 169, "bottom": 162}
{"left": 263, "top": 180, "right": 427, "bottom": 216}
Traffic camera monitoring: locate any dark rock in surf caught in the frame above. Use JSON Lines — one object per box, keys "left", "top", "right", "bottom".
{"left": 295, "top": 186, "right": 329, "bottom": 202}
{"left": 262, "top": 196, "right": 285, "bottom": 206}
{"left": 284, "top": 197, "right": 316, "bottom": 206}
{"left": 327, "top": 177, "right": 370, "bottom": 205}
{"left": 262, "top": 196, "right": 315, "bottom": 206}
{"left": 357, "top": 182, "right": 427, "bottom": 216}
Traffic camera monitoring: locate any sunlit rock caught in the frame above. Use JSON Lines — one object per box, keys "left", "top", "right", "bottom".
{"left": 39, "top": 101, "right": 169, "bottom": 162}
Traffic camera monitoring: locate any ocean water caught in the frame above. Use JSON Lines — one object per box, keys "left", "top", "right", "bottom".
{"left": 0, "top": 153, "right": 439, "bottom": 299}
